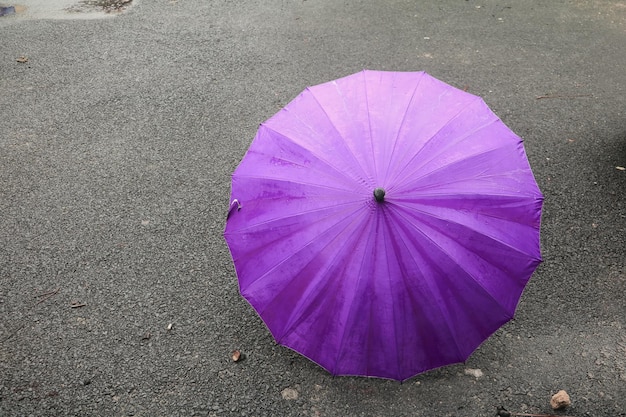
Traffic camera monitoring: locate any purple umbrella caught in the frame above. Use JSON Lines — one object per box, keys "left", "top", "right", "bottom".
{"left": 224, "top": 70, "right": 543, "bottom": 381}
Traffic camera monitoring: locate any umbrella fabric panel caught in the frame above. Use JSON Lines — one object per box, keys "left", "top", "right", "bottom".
{"left": 308, "top": 71, "right": 480, "bottom": 186}
{"left": 284, "top": 71, "right": 485, "bottom": 190}
{"left": 227, "top": 190, "right": 530, "bottom": 379}
{"left": 394, "top": 140, "right": 541, "bottom": 201}
{"left": 260, "top": 85, "right": 374, "bottom": 189}
{"left": 392, "top": 195, "right": 543, "bottom": 260}
{"left": 245, "top": 205, "right": 373, "bottom": 346}
{"left": 388, "top": 202, "right": 540, "bottom": 317}
{"left": 226, "top": 198, "right": 364, "bottom": 292}
{"left": 266, "top": 205, "right": 515, "bottom": 380}
{"left": 388, "top": 113, "right": 525, "bottom": 191}
{"left": 233, "top": 125, "right": 368, "bottom": 197}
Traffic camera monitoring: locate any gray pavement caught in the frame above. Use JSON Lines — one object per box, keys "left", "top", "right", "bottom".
{"left": 1, "top": 1, "right": 625, "bottom": 416}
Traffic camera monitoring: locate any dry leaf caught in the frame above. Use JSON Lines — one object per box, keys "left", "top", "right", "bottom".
{"left": 16, "top": 56, "right": 28, "bottom": 63}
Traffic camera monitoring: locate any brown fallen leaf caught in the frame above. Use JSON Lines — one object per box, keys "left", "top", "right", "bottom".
{"left": 16, "top": 56, "right": 28, "bottom": 63}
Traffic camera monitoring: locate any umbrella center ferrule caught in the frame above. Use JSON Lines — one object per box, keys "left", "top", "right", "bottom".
{"left": 373, "top": 187, "right": 385, "bottom": 203}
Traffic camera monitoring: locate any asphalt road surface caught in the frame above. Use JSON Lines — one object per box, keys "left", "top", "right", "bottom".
{"left": 1, "top": 1, "right": 625, "bottom": 416}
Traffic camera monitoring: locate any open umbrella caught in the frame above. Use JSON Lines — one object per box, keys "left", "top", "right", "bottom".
{"left": 224, "top": 70, "right": 543, "bottom": 381}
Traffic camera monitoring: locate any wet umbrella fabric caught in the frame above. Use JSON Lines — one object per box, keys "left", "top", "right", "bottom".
{"left": 224, "top": 70, "right": 543, "bottom": 381}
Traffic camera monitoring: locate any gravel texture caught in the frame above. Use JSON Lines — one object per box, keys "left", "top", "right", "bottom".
{"left": 1, "top": 1, "right": 625, "bottom": 416}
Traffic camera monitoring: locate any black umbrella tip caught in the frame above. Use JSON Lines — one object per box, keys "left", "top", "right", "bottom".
{"left": 373, "top": 187, "right": 385, "bottom": 203}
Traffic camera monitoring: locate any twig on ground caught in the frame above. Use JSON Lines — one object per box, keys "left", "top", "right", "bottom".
{"left": 35, "top": 288, "right": 60, "bottom": 304}
{"left": 2, "top": 288, "right": 61, "bottom": 342}
{"left": 34, "top": 289, "right": 59, "bottom": 298}
{"left": 536, "top": 93, "right": 591, "bottom": 100}
{"left": 512, "top": 413, "right": 575, "bottom": 417}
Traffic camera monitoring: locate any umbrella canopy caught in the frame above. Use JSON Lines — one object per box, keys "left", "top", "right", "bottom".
{"left": 224, "top": 70, "right": 543, "bottom": 381}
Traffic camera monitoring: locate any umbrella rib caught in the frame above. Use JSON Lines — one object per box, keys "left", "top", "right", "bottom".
{"left": 392, "top": 144, "right": 527, "bottom": 194}
{"left": 331, "top": 211, "right": 377, "bottom": 375}
{"left": 261, "top": 124, "right": 368, "bottom": 188}
{"left": 396, "top": 170, "right": 534, "bottom": 195}
{"left": 392, "top": 202, "right": 540, "bottom": 263}
{"left": 388, "top": 95, "right": 484, "bottom": 187}
{"left": 273, "top": 208, "right": 370, "bottom": 344}
{"left": 362, "top": 72, "right": 378, "bottom": 181}
{"left": 241, "top": 204, "right": 365, "bottom": 302}
{"left": 384, "top": 210, "right": 467, "bottom": 362}
{"left": 381, "top": 211, "right": 404, "bottom": 380}
{"left": 290, "top": 90, "right": 372, "bottom": 183}
{"left": 237, "top": 149, "right": 365, "bottom": 191}
{"left": 382, "top": 71, "right": 425, "bottom": 184}
{"left": 390, "top": 117, "right": 501, "bottom": 191}
{"left": 390, "top": 204, "right": 538, "bottom": 316}
{"left": 362, "top": 205, "right": 380, "bottom": 378}
{"left": 389, "top": 205, "right": 517, "bottom": 316}
{"left": 393, "top": 192, "right": 543, "bottom": 227}
{"left": 241, "top": 153, "right": 326, "bottom": 171}
{"left": 234, "top": 173, "right": 362, "bottom": 195}
{"left": 227, "top": 200, "right": 360, "bottom": 234}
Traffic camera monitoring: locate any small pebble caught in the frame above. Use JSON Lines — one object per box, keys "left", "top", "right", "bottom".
{"left": 231, "top": 350, "right": 244, "bottom": 362}
{"left": 281, "top": 387, "right": 299, "bottom": 400}
{"left": 464, "top": 368, "right": 483, "bottom": 378}
{"left": 550, "top": 389, "right": 571, "bottom": 409}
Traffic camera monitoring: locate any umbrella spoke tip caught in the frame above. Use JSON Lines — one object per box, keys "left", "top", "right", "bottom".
{"left": 227, "top": 199, "right": 242, "bottom": 219}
